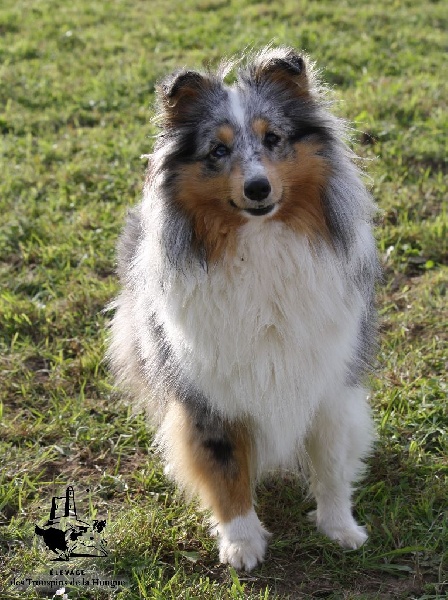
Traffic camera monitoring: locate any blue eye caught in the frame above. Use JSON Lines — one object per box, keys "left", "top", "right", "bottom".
{"left": 210, "top": 144, "right": 230, "bottom": 158}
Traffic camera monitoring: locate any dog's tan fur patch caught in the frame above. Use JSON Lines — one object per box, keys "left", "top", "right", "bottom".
{"left": 176, "top": 163, "right": 246, "bottom": 263}
{"left": 161, "top": 402, "right": 254, "bottom": 523}
{"left": 271, "top": 142, "right": 331, "bottom": 239}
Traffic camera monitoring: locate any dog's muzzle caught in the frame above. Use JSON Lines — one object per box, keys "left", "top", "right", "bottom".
{"left": 241, "top": 177, "right": 275, "bottom": 216}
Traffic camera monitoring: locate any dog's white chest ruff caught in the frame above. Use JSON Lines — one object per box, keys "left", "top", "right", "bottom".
{"left": 156, "top": 221, "right": 362, "bottom": 469}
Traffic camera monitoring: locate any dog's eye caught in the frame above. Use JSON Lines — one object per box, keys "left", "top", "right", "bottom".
{"left": 264, "top": 132, "right": 281, "bottom": 149}
{"left": 210, "top": 144, "right": 230, "bottom": 159}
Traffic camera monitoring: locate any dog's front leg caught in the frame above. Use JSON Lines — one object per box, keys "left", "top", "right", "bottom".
{"left": 305, "top": 386, "right": 374, "bottom": 549}
{"left": 159, "top": 401, "right": 269, "bottom": 571}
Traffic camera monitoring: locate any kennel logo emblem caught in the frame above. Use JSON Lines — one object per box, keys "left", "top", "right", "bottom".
{"left": 35, "top": 486, "right": 107, "bottom": 560}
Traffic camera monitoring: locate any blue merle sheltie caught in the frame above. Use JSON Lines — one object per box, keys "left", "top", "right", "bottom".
{"left": 108, "top": 46, "right": 380, "bottom": 571}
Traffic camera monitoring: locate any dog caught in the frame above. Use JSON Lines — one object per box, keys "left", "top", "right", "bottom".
{"left": 107, "top": 46, "right": 380, "bottom": 571}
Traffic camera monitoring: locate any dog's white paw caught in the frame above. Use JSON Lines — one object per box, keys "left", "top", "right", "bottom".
{"left": 219, "top": 536, "right": 267, "bottom": 571}
{"left": 308, "top": 510, "right": 368, "bottom": 549}
{"left": 216, "top": 509, "right": 270, "bottom": 571}
{"left": 322, "top": 522, "right": 368, "bottom": 550}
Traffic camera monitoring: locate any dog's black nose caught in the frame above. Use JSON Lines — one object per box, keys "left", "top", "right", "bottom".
{"left": 244, "top": 177, "right": 271, "bottom": 202}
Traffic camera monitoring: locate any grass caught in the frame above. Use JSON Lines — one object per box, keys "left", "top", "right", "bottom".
{"left": 0, "top": 0, "right": 446, "bottom": 598}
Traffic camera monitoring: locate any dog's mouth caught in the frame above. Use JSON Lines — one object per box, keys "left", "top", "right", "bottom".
{"left": 230, "top": 201, "right": 276, "bottom": 217}
{"left": 244, "top": 205, "right": 275, "bottom": 216}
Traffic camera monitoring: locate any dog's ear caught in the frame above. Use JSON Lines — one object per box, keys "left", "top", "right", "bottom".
{"left": 157, "top": 70, "right": 212, "bottom": 124}
{"left": 160, "top": 70, "right": 206, "bottom": 105}
{"left": 248, "top": 47, "right": 310, "bottom": 97}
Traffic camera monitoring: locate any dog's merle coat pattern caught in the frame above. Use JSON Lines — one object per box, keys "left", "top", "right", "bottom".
{"left": 108, "top": 46, "right": 380, "bottom": 571}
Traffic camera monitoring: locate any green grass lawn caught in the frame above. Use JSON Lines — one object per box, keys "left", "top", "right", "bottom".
{"left": 1, "top": 0, "right": 446, "bottom": 598}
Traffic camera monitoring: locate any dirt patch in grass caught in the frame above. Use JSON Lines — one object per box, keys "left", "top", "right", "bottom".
{"left": 248, "top": 566, "right": 429, "bottom": 599}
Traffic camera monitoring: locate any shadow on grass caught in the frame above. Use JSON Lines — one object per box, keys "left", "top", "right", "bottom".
{"left": 245, "top": 446, "right": 446, "bottom": 598}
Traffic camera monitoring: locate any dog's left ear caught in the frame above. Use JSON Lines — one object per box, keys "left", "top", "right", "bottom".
{"left": 160, "top": 70, "right": 206, "bottom": 105}
{"left": 157, "top": 69, "right": 214, "bottom": 126}
{"left": 247, "top": 47, "right": 310, "bottom": 97}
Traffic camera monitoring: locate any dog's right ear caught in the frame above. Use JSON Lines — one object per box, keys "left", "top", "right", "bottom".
{"left": 157, "top": 70, "right": 211, "bottom": 125}
{"left": 246, "top": 47, "right": 311, "bottom": 98}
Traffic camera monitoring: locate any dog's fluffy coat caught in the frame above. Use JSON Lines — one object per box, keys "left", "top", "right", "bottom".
{"left": 108, "top": 47, "right": 380, "bottom": 570}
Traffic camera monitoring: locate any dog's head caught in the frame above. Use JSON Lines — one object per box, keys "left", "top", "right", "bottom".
{"left": 151, "top": 47, "right": 341, "bottom": 262}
